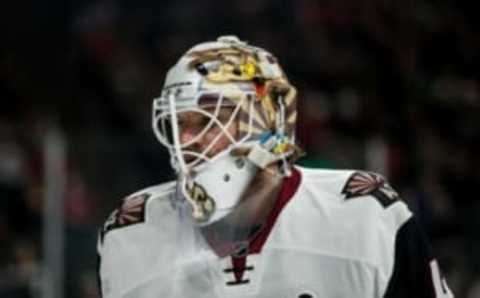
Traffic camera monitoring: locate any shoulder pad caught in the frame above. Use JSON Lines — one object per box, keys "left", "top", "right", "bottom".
{"left": 99, "top": 181, "right": 176, "bottom": 243}
{"left": 342, "top": 171, "right": 400, "bottom": 208}
{"left": 100, "top": 192, "right": 151, "bottom": 243}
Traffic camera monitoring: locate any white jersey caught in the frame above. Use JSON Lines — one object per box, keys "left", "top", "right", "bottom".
{"left": 97, "top": 166, "right": 453, "bottom": 298}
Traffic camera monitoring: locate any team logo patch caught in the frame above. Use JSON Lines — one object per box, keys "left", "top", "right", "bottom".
{"left": 342, "top": 171, "right": 400, "bottom": 208}
{"left": 186, "top": 182, "right": 216, "bottom": 223}
{"left": 100, "top": 193, "right": 151, "bottom": 241}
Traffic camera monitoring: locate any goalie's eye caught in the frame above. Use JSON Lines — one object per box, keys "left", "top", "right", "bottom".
{"left": 216, "top": 108, "right": 234, "bottom": 124}
{"left": 177, "top": 113, "right": 210, "bottom": 134}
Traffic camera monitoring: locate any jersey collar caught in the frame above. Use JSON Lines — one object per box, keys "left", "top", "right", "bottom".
{"left": 248, "top": 166, "right": 302, "bottom": 254}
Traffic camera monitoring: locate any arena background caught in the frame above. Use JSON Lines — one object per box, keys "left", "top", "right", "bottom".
{"left": 1, "top": 0, "right": 479, "bottom": 297}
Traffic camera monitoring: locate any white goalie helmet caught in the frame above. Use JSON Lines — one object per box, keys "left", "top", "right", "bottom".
{"left": 152, "top": 36, "right": 300, "bottom": 226}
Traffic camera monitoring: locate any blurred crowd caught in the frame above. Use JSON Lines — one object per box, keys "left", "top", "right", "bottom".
{"left": 1, "top": 0, "right": 479, "bottom": 297}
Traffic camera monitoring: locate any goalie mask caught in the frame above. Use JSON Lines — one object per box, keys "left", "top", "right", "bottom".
{"left": 152, "top": 36, "right": 300, "bottom": 226}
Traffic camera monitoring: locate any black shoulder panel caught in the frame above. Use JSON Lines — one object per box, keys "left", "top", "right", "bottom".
{"left": 384, "top": 216, "right": 435, "bottom": 297}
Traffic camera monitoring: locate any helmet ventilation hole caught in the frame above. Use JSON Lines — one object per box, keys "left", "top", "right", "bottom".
{"left": 235, "top": 158, "right": 245, "bottom": 169}
{"left": 224, "top": 174, "right": 230, "bottom": 182}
